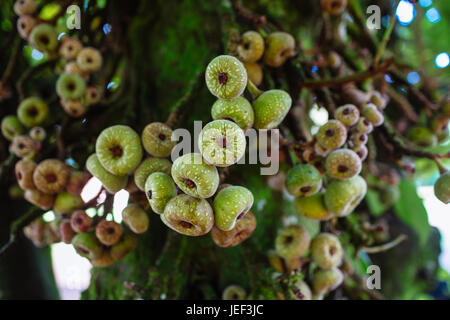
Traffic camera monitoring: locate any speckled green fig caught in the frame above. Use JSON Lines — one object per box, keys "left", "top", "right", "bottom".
{"left": 145, "top": 172, "right": 177, "bottom": 214}
{"left": 324, "top": 175, "right": 367, "bottom": 217}
{"left": 311, "top": 233, "right": 343, "bottom": 269}
{"left": 162, "top": 194, "right": 214, "bottom": 236}
{"left": 205, "top": 55, "right": 247, "bottom": 100}
{"left": 312, "top": 268, "right": 344, "bottom": 294}
{"left": 325, "top": 148, "right": 362, "bottom": 180}
{"left": 434, "top": 172, "right": 450, "bottom": 204}
{"left": 141, "top": 122, "right": 176, "bottom": 158}
{"left": 86, "top": 154, "right": 128, "bottom": 194}
{"left": 263, "top": 32, "right": 295, "bottom": 67}
{"left": 253, "top": 89, "right": 292, "bottom": 129}
{"left": 237, "top": 31, "right": 264, "bottom": 63}
{"left": 56, "top": 73, "right": 87, "bottom": 100}
{"left": 222, "top": 285, "right": 246, "bottom": 300}
{"left": 17, "top": 97, "right": 48, "bottom": 128}
{"left": 211, "top": 211, "right": 256, "bottom": 247}
{"left": 134, "top": 157, "right": 172, "bottom": 191}
{"left": 122, "top": 204, "right": 149, "bottom": 234}
{"left": 275, "top": 225, "right": 311, "bottom": 260}
{"left": 1, "top": 115, "right": 25, "bottom": 141}
{"left": 316, "top": 120, "right": 347, "bottom": 150}
{"left": 53, "top": 191, "right": 83, "bottom": 215}
{"left": 29, "top": 24, "right": 58, "bottom": 52}
{"left": 72, "top": 232, "right": 103, "bottom": 260}
{"left": 213, "top": 186, "right": 254, "bottom": 231}
{"left": 334, "top": 104, "right": 360, "bottom": 127}
{"left": 285, "top": 164, "right": 322, "bottom": 197}
{"left": 211, "top": 96, "right": 254, "bottom": 131}
{"left": 294, "top": 192, "right": 333, "bottom": 221}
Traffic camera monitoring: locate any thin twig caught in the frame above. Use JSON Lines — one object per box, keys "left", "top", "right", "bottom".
{"left": 373, "top": 0, "right": 401, "bottom": 66}
{"left": 360, "top": 234, "right": 408, "bottom": 254}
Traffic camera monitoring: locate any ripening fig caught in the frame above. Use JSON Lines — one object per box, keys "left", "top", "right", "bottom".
{"left": 213, "top": 186, "right": 254, "bottom": 231}
{"left": 325, "top": 149, "right": 362, "bottom": 180}
{"left": 145, "top": 172, "right": 177, "bottom": 214}
{"left": 23, "top": 218, "right": 46, "bottom": 247}
{"left": 294, "top": 192, "right": 333, "bottom": 221}
{"left": 91, "top": 250, "right": 116, "bottom": 268}
{"left": 71, "top": 210, "right": 93, "bottom": 233}
{"left": 290, "top": 280, "right": 312, "bottom": 300}
{"left": 86, "top": 154, "right": 128, "bottom": 194}
{"left": 355, "top": 117, "right": 373, "bottom": 134}
{"left": 352, "top": 145, "right": 368, "bottom": 161}
{"left": 65, "top": 61, "right": 89, "bottom": 79}
{"left": 312, "top": 268, "right": 344, "bottom": 294}
{"left": 275, "top": 225, "right": 311, "bottom": 260}
{"left": 96, "top": 125, "right": 143, "bottom": 176}
{"left": 24, "top": 189, "right": 54, "bottom": 210}
{"left": 334, "top": 104, "right": 360, "bottom": 127}
{"left": 362, "top": 103, "right": 384, "bottom": 127}
{"left": 83, "top": 86, "right": 102, "bottom": 106}
{"left": 267, "top": 250, "right": 284, "bottom": 272}
{"left": 96, "top": 220, "right": 123, "bottom": 246}
{"left": 29, "top": 24, "right": 58, "bottom": 52}
{"left": 134, "top": 157, "right": 172, "bottom": 191}
{"left": 407, "top": 126, "right": 437, "bottom": 147}
{"left": 66, "top": 170, "right": 90, "bottom": 195}
{"left": 243, "top": 62, "right": 263, "bottom": 86}
{"left": 15, "top": 159, "right": 36, "bottom": 190}
{"left": 53, "top": 191, "right": 83, "bottom": 215}
{"left": 76, "top": 47, "right": 103, "bottom": 72}
{"left": 122, "top": 204, "right": 149, "bottom": 234}
{"left": 56, "top": 73, "right": 87, "bottom": 100}
{"left": 29, "top": 126, "right": 46, "bottom": 141}
{"left": 110, "top": 233, "right": 138, "bottom": 261}
{"left": 199, "top": 120, "right": 246, "bottom": 167}
{"left": 211, "top": 211, "right": 256, "bottom": 247}
{"left": 17, "top": 15, "right": 37, "bottom": 39}
{"left": 171, "top": 153, "right": 219, "bottom": 199}
{"left": 72, "top": 232, "right": 104, "bottom": 260}
{"left": 59, "top": 37, "right": 83, "bottom": 60}
{"left": 253, "top": 89, "right": 292, "bottom": 129}
{"left": 60, "top": 99, "right": 87, "bottom": 118}
{"left": 237, "top": 31, "right": 265, "bottom": 63}
{"left": 17, "top": 97, "right": 49, "bottom": 128}
{"left": 59, "top": 219, "right": 75, "bottom": 244}
{"left": 324, "top": 175, "right": 367, "bottom": 217}
{"left": 162, "top": 194, "right": 214, "bottom": 236}
{"left": 321, "top": 0, "right": 347, "bottom": 15}
{"left": 434, "top": 172, "right": 450, "bottom": 204}
{"left": 13, "top": 0, "right": 37, "bottom": 15}
{"left": 222, "top": 285, "right": 246, "bottom": 300}
{"left": 285, "top": 164, "right": 322, "bottom": 197}
{"left": 370, "top": 91, "right": 387, "bottom": 110}
{"left": 311, "top": 233, "right": 343, "bottom": 269}
{"left": 263, "top": 32, "right": 295, "bottom": 67}
{"left": 1, "top": 115, "right": 25, "bottom": 141}
{"left": 211, "top": 96, "right": 254, "bottom": 131}
{"left": 141, "top": 122, "right": 176, "bottom": 158}
{"left": 316, "top": 120, "right": 347, "bottom": 150}
{"left": 10, "top": 135, "right": 37, "bottom": 159}
{"left": 205, "top": 55, "right": 247, "bottom": 100}
{"left": 349, "top": 132, "right": 367, "bottom": 147}
{"left": 33, "top": 159, "right": 70, "bottom": 195}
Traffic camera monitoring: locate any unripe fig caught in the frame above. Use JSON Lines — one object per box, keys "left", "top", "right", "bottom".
{"left": 355, "top": 117, "right": 373, "bottom": 134}
{"left": 162, "top": 194, "right": 214, "bottom": 236}
{"left": 83, "top": 86, "right": 102, "bottom": 106}
{"left": 237, "top": 31, "right": 264, "bottom": 63}
{"left": 1, "top": 115, "right": 25, "bottom": 141}
{"left": 198, "top": 120, "right": 246, "bottom": 167}
{"left": 65, "top": 61, "right": 89, "bottom": 79}
{"left": 77, "top": 47, "right": 103, "bottom": 72}
{"left": 267, "top": 250, "right": 284, "bottom": 272}
{"left": 122, "top": 204, "right": 149, "bottom": 234}
{"left": 17, "top": 97, "right": 49, "bottom": 128}
{"left": 141, "top": 122, "right": 176, "bottom": 158}
{"left": 59, "top": 37, "right": 83, "bottom": 60}
{"left": 145, "top": 172, "right": 177, "bottom": 214}
{"left": 316, "top": 120, "right": 347, "bottom": 150}
{"left": 29, "top": 24, "right": 58, "bottom": 52}
{"left": 352, "top": 145, "right": 368, "bottom": 161}
{"left": 213, "top": 186, "right": 254, "bottom": 231}
{"left": 324, "top": 175, "right": 367, "bottom": 217}
{"left": 211, "top": 96, "right": 254, "bottom": 131}
{"left": 17, "top": 15, "right": 37, "bottom": 39}
{"left": 56, "top": 73, "right": 87, "bottom": 100}
{"left": 325, "top": 148, "right": 362, "bottom": 180}
{"left": 312, "top": 268, "right": 344, "bottom": 294}
{"left": 72, "top": 232, "right": 104, "bottom": 260}
{"left": 134, "top": 157, "right": 172, "bottom": 191}
{"left": 350, "top": 132, "right": 368, "bottom": 147}
{"left": 15, "top": 159, "right": 36, "bottom": 190}
{"left": 294, "top": 192, "right": 333, "bottom": 221}
{"left": 370, "top": 91, "right": 388, "bottom": 109}
{"left": 285, "top": 164, "right": 322, "bottom": 197}
{"left": 334, "top": 104, "right": 360, "bottom": 127}
{"left": 263, "top": 32, "right": 295, "bottom": 68}
{"left": 53, "top": 191, "right": 83, "bottom": 215}
{"left": 95, "top": 220, "right": 123, "bottom": 246}
{"left": 10, "top": 135, "right": 37, "bottom": 159}
{"left": 33, "top": 159, "right": 70, "bottom": 195}
{"left": 96, "top": 125, "right": 143, "bottom": 176}
{"left": 70, "top": 210, "right": 93, "bottom": 233}
{"left": 362, "top": 103, "right": 384, "bottom": 127}
{"left": 311, "top": 233, "right": 343, "bottom": 269}
{"left": 29, "top": 126, "right": 46, "bottom": 141}
{"left": 24, "top": 189, "right": 54, "bottom": 210}
{"left": 253, "top": 89, "right": 292, "bottom": 129}
{"left": 434, "top": 172, "right": 450, "bottom": 204}
{"left": 243, "top": 62, "right": 263, "bottom": 86}
{"left": 211, "top": 211, "right": 256, "bottom": 247}
{"left": 205, "top": 55, "right": 247, "bottom": 100}
{"left": 171, "top": 153, "right": 219, "bottom": 199}
{"left": 290, "top": 280, "right": 312, "bottom": 300}
{"left": 407, "top": 126, "right": 437, "bottom": 147}
{"left": 275, "top": 225, "right": 311, "bottom": 260}
{"left": 60, "top": 99, "right": 87, "bottom": 118}
{"left": 90, "top": 250, "right": 116, "bottom": 268}
{"left": 222, "top": 285, "right": 246, "bottom": 300}
{"left": 86, "top": 154, "right": 128, "bottom": 194}
{"left": 110, "top": 233, "right": 138, "bottom": 261}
